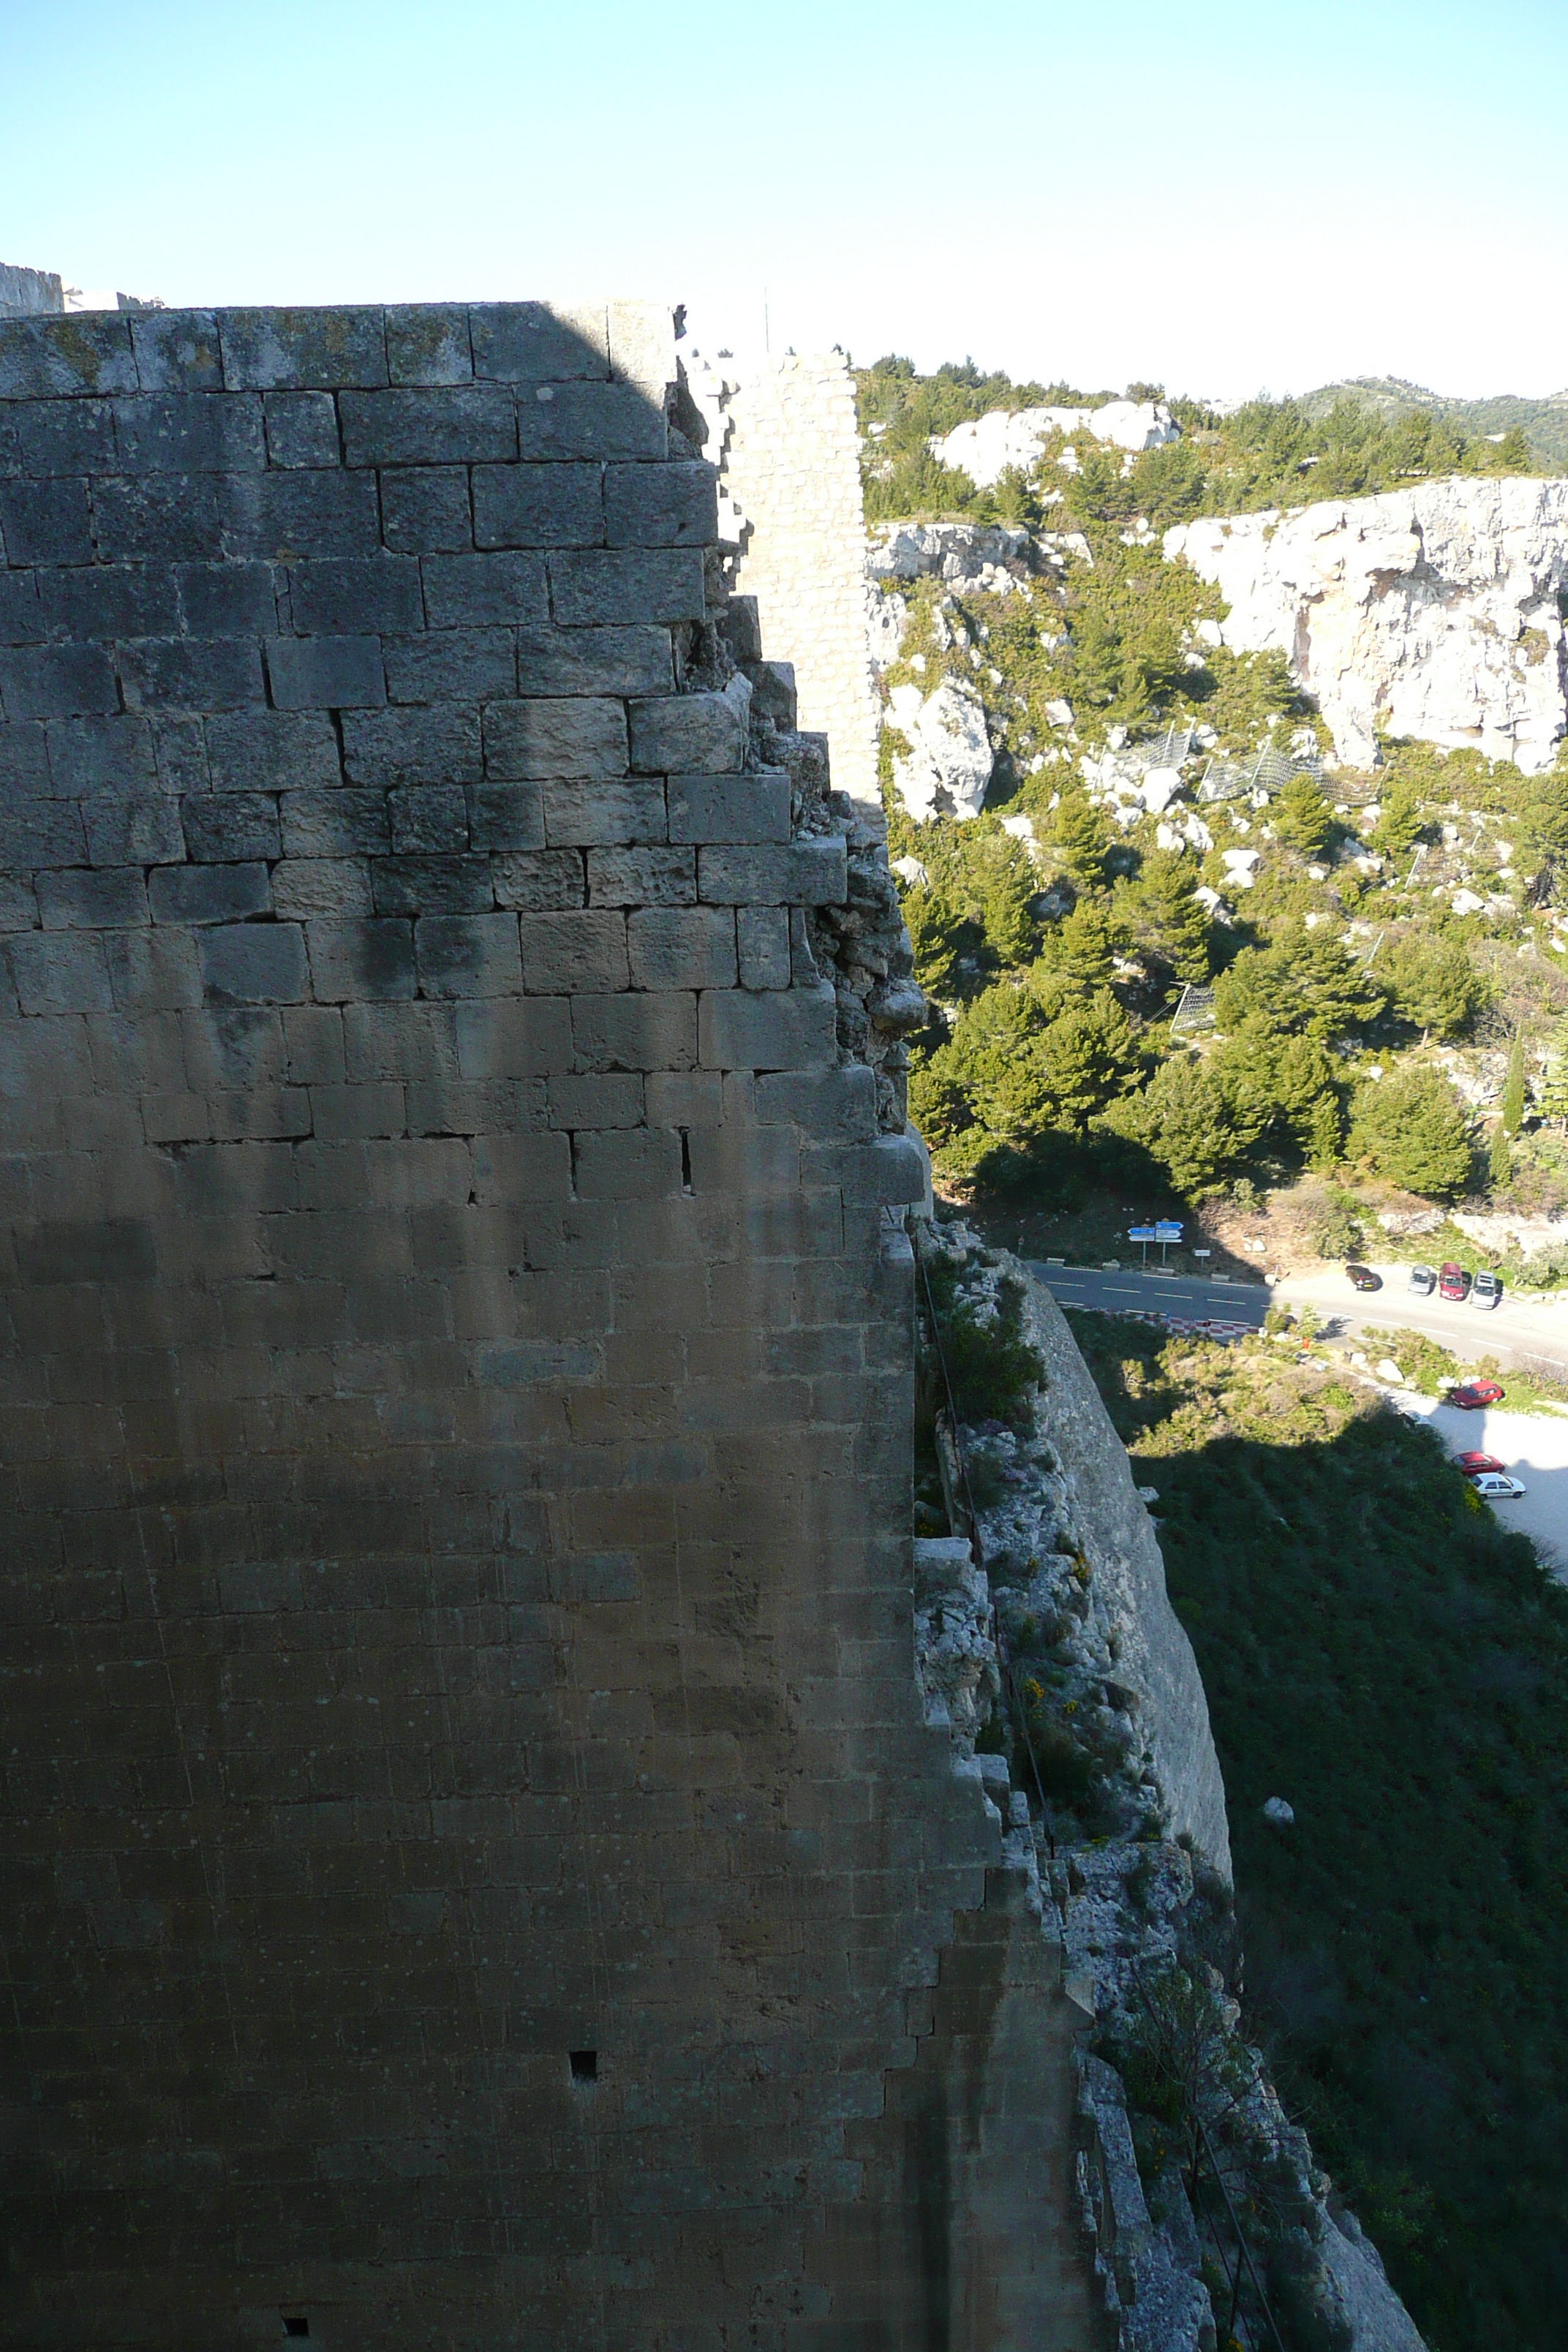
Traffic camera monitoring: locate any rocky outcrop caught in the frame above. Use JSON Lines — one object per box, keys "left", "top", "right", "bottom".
{"left": 1167, "top": 479, "right": 1568, "bottom": 772}
{"left": 1020, "top": 1274, "right": 1232, "bottom": 1873}
{"left": 935, "top": 401, "right": 1180, "bottom": 488}
{"left": 910, "top": 1226, "right": 1431, "bottom": 2352}
{"left": 886, "top": 676, "right": 994, "bottom": 823}
{"left": 867, "top": 517, "right": 1037, "bottom": 589}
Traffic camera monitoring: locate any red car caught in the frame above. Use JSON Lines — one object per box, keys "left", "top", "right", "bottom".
{"left": 1449, "top": 1381, "right": 1504, "bottom": 1410}
{"left": 1438, "top": 1262, "right": 1469, "bottom": 1301}
{"left": 1457, "top": 1451, "right": 1505, "bottom": 1474}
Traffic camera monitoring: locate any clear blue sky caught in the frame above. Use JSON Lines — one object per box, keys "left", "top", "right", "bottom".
{"left": 3, "top": 0, "right": 1563, "bottom": 401}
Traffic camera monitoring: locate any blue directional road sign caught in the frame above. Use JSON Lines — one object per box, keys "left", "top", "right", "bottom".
{"left": 1154, "top": 1221, "right": 1183, "bottom": 1240}
{"left": 1127, "top": 1226, "right": 1158, "bottom": 1241}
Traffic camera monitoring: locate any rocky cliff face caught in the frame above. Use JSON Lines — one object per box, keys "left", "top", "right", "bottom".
{"left": 1167, "top": 478, "right": 1568, "bottom": 772}
{"left": 912, "top": 1227, "right": 1431, "bottom": 2352}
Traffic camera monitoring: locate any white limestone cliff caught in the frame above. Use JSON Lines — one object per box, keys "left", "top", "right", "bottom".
{"left": 1167, "top": 478, "right": 1568, "bottom": 772}
{"left": 935, "top": 400, "right": 1179, "bottom": 489}
{"left": 887, "top": 677, "right": 994, "bottom": 822}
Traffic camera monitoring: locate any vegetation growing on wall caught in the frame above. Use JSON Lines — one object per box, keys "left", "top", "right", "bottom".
{"left": 1066, "top": 1308, "right": 1568, "bottom": 2352}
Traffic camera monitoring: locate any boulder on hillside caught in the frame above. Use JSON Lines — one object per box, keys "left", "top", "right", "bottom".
{"left": 887, "top": 679, "right": 994, "bottom": 823}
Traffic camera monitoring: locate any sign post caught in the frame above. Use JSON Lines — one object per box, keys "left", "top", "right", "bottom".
{"left": 1154, "top": 1219, "right": 1183, "bottom": 1267}
{"left": 1127, "top": 1224, "right": 1156, "bottom": 1267}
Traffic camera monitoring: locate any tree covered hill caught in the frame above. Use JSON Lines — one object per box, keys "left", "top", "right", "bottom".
{"left": 1301, "top": 374, "right": 1568, "bottom": 471}
{"left": 866, "top": 361, "right": 1568, "bottom": 1235}
{"left": 857, "top": 356, "right": 1547, "bottom": 525}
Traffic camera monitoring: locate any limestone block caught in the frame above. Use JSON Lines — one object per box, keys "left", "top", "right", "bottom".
{"left": 280, "top": 788, "right": 391, "bottom": 857}
{"left": 420, "top": 551, "right": 549, "bottom": 627}
{"left": 604, "top": 461, "right": 717, "bottom": 549}
{"left": 540, "top": 780, "right": 664, "bottom": 847}
{"left": 698, "top": 983, "right": 837, "bottom": 1071}
{"left": 385, "top": 303, "right": 472, "bottom": 387}
{"left": 666, "top": 772, "right": 791, "bottom": 845}
{"left": 372, "top": 853, "right": 492, "bottom": 911}
{"left": 627, "top": 906, "right": 736, "bottom": 991}
{"left": 472, "top": 461, "right": 606, "bottom": 549}
{"left": 217, "top": 305, "right": 389, "bottom": 391}
{"left": 196, "top": 921, "right": 309, "bottom": 1004}
{"left": 0, "top": 309, "right": 139, "bottom": 399}
{"left": 571, "top": 989, "right": 697, "bottom": 1072}
{"left": 516, "top": 380, "right": 667, "bottom": 461}
{"left": 414, "top": 911, "right": 524, "bottom": 997}
{"left": 120, "top": 636, "right": 266, "bottom": 714}
{"left": 205, "top": 709, "right": 342, "bottom": 793}
{"left": 148, "top": 862, "right": 269, "bottom": 925}
{"left": 483, "top": 698, "right": 629, "bottom": 783}
{"left": 304, "top": 918, "right": 416, "bottom": 1002}
{"left": 265, "top": 633, "right": 385, "bottom": 710}
{"left": 381, "top": 465, "right": 472, "bottom": 552}
{"left": 515, "top": 625, "right": 672, "bottom": 697}
{"left": 261, "top": 389, "right": 339, "bottom": 468}
{"left": 518, "top": 909, "right": 629, "bottom": 995}
{"left": 737, "top": 905, "right": 791, "bottom": 990}
{"left": 491, "top": 849, "right": 586, "bottom": 909}
{"left": 340, "top": 385, "right": 517, "bottom": 467}
{"left": 287, "top": 554, "right": 423, "bottom": 634}
{"left": 628, "top": 677, "right": 750, "bottom": 774}
{"left": 345, "top": 705, "right": 481, "bottom": 790}
{"left": 383, "top": 625, "right": 515, "bottom": 704}
{"left": 587, "top": 846, "right": 696, "bottom": 908}
{"left": 696, "top": 839, "right": 847, "bottom": 907}
{"left": 469, "top": 301, "right": 608, "bottom": 382}
{"left": 548, "top": 548, "right": 705, "bottom": 626}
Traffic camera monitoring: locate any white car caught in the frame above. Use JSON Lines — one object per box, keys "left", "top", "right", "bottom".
{"left": 1471, "top": 1471, "right": 1526, "bottom": 1499}
{"left": 1471, "top": 1270, "right": 1502, "bottom": 1309}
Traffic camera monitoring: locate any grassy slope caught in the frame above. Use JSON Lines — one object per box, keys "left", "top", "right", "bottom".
{"left": 1063, "top": 1310, "right": 1568, "bottom": 2352}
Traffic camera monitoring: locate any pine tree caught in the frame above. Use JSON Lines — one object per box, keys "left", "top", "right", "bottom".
{"left": 1048, "top": 788, "right": 1113, "bottom": 892}
{"left": 1538, "top": 1021, "right": 1568, "bottom": 1125}
{"left": 1501, "top": 1032, "right": 1527, "bottom": 1137}
{"left": 1384, "top": 933, "right": 1485, "bottom": 1041}
{"left": 1272, "top": 774, "right": 1334, "bottom": 859}
{"left": 1349, "top": 1068, "right": 1474, "bottom": 1200}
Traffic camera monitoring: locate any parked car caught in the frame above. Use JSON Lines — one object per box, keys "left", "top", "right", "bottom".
{"left": 1345, "top": 1263, "right": 1382, "bottom": 1292}
{"left": 1471, "top": 1269, "right": 1502, "bottom": 1309}
{"left": 1471, "top": 1471, "right": 1527, "bottom": 1499}
{"left": 1449, "top": 1380, "right": 1505, "bottom": 1409}
{"left": 1457, "top": 1451, "right": 1506, "bottom": 1474}
{"left": 1438, "top": 1262, "right": 1469, "bottom": 1301}
{"left": 1408, "top": 1264, "right": 1436, "bottom": 1295}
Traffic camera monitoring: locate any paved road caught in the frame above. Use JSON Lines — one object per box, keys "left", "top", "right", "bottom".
{"left": 1276, "top": 1262, "right": 1568, "bottom": 1372}
{"left": 1028, "top": 1262, "right": 1270, "bottom": 1330}
{"left": 1388, "top": 1392, "right": 1568, "bottom": 1575}
{"left": 1028, "top": 1260, "right": 1568, "bottom": 1570}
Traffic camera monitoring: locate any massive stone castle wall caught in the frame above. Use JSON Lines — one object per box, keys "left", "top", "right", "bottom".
{"left": 0, "top": 301, "right": 1096, "bottom": 2349}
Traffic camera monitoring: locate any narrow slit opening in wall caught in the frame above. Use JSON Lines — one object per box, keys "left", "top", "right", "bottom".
{"left": 679, "top": 1128, "right": 693, "bottom": 1195}
{"left": 282, "top": 2320, "right": 310, "bottom": 2340}
{"left": 570, "top": 2048, "right": 598, "bottom": 2083}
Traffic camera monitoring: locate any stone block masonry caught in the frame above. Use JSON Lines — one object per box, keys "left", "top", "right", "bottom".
{"left": 0, "top": 301, "right": 1097, "bottom": 2348}
{"left": 691, "top": 349, "right": 883, "bottom": 821}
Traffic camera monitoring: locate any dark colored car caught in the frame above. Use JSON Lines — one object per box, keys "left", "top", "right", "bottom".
{"left": 1457, "top": 1450, "right": 1506, "bottom": 1474}
{"left": 1345, "top": 1264, "right": 1382, "bottom": 1292}
{"left": 1439, "top": 1262, "right": 1469, "bottom": 1301}
{"left": 1449, "top": 1380, "right": 1504, "bottom": 1409}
